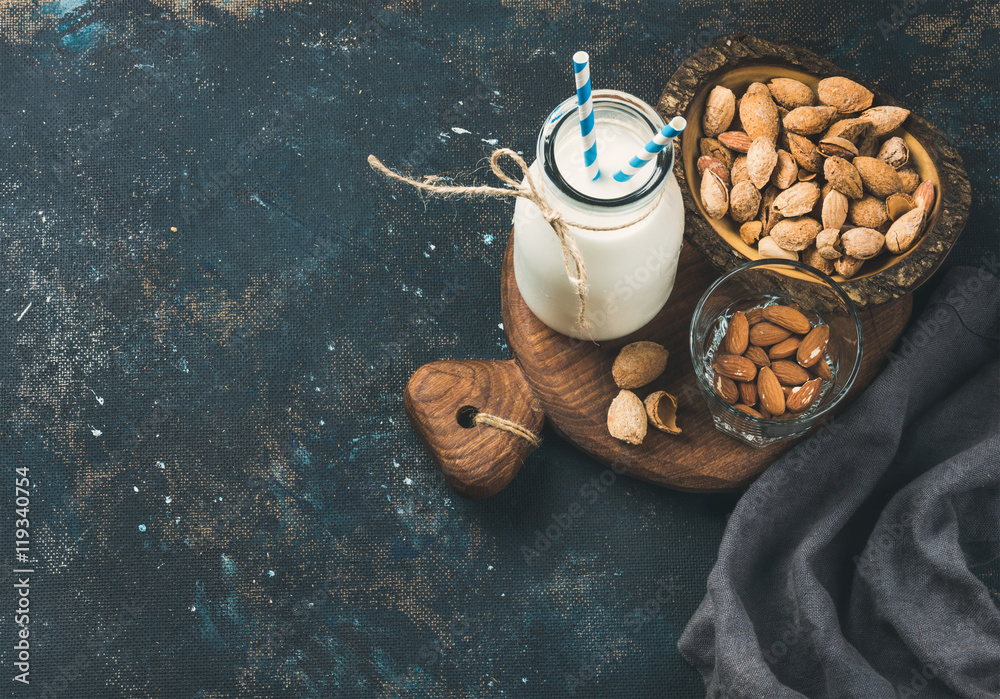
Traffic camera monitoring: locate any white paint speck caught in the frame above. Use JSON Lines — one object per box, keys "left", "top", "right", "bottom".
{"left": 481, "top": 138, "right": 498, "bottom": 145}
{"left": 483, "top": 234, "right": 494, "bottom": 245}
{"left": 165, "top": 496, "right": 172, "bottom": 504}
{"left": 268, "top": 570, "right": 275, "bottom": 577}
{"left": 90, "top": 427, "right": 102, "bottom": 437}
{"left": 157, "top": 461, "right": 165, "bottom": 469}
{"left": 16, "top": 302, "right": 32, "bottom": 322}
{"left": 451, "top": 127, "right": 471, "bottom": 135}
{"left": 133, "top": 486, "right": 139, "bottom": 493}
{"left": 403, "top": 477, "right": 412, "bottom": 485}
{"left": 498, "top": 323, "right": 504, "bottom": 330}
{"left": 392, "top": 460, "right": 400, "bottom": 468}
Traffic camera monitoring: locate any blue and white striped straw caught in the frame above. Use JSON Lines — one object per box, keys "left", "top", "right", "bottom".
{"left": 573, "top": 51, "right": 600, "bottom": 181}
{"left": 613, "top": 116, "right": 688, "bottom": 182}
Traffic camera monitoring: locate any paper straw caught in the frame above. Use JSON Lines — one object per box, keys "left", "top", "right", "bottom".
{"left": 613, "top": 116, "right": 687, "bottom": 182}
{"left": 573, "top": 51, "right": 600, "bottom": 181}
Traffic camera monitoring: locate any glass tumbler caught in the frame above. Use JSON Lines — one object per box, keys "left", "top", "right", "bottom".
{"left": 690, "top": 260, "right": 864, "bottom": 446}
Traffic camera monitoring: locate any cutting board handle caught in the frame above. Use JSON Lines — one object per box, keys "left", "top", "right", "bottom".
{"left": 404, "top": 359, "right": 545, "bottom": 499}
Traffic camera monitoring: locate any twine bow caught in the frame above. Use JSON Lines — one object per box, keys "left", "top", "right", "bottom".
{"left": 368, "top": 148, "right": 662, "bottom": 334}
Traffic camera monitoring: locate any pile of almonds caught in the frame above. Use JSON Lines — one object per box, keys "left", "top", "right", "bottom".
{"left": 698, "top": 76, "right": 937, "bottom": 278}
{"left": 606, "top": 341, "right": 682, "bottom": 445}
{"left": 710, "top": 304, "right": 833, "bottom": 419}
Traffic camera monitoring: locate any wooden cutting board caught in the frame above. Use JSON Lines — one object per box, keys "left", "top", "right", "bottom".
{"left": 405, "top": 239, "right": 911, "bottom": 498}
{"left": 402, "top": 33, "right": 976, "bottom": 499}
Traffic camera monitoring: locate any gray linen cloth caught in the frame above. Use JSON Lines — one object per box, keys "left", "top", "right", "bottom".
{"left": 679, "top": 267, "right": 1000, "bottom": 698}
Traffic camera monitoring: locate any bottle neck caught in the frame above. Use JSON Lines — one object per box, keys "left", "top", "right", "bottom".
{"left": 537, "top": 90, "right": 673, "bottom": 219}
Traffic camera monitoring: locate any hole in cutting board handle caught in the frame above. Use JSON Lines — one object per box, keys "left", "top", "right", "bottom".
{"left": 456, "top": 405, "right": 479, "bottom": 428}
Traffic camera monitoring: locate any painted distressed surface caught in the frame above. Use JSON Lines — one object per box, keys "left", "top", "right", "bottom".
{"left": 0, "top": 0, "right": 997, "bottom": 697}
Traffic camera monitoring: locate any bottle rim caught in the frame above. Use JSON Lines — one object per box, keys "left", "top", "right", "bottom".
{"left": 538, "top": 89, "right": 673, "bottom": 209}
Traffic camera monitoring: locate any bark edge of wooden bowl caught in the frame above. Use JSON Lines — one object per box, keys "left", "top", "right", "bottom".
{"left": 657, "top": 34, "right": 972, "bottom": 310}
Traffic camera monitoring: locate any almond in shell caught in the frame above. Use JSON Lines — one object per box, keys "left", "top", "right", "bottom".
{"left": 782, "top": 105, "right": 838, "bottom": 135}
{"left": 818, "top": 136, "right": 859, "bottom": 160}
{"left": 697, "top": 155, "right": 731, "bottom": 186}
{"left": 859, "top": 105, "right": 910, "bottom": 137}
{"left": 770, "top": 216, "right": 822, "bottom": 252}
{"left": 730, "top": 181, "right": 762, "bottom": 223}
{"left": 824, "top": 156, "right": 864, "bottom": 200}
{"left": 740, "top": 82, "right": 780, "bottom": 142}
{"left": 747, "top": 137, "right": 778, "bottom": 189}
{"left": 817, "top": 77, "right": 874, "bottom": 113}
{"left": 857, "top": 131, "right": 880, "bottom": 159}
{"left": 816, "top": 228, "right": 843, "bottom": 259}
{"left": 612, "top": 341, "right": 668, "bottom": 389}
{"left": 703, "top": 85, "right": 736, "bottom": 138}
{"left": 701, "top": 170, "right": 729, "bottom": 220}
{"left": 885, "top": 207, "right": 926, "bottom": 254}
{"left": 700, "top": 137, "right": 735, "bottom": 169}
{"left": 607, "top": 390, "right": 647, "bottom": 445}
{"left": 897, "top": 167, "right": 920, "bottom": 195}
{"left": 854, "top": 156, "right": 903, "bottom": 197}
{"left": 787, "top": 133, "right": 824, "bottom": 172}
{"left": 767, "top": 78, "right": 816, "bottom": 109}
{"left": 770, "top": 149, "right": 799, "bottom": 189}
{"left": 759, "top": 186, "right": 783, "bottom": 235}
{"left": 731, "top": 155, "right": 749, "bottom": 186}
{"left": 740, "top": 220, "right": 763, "bottom": 245}
{"left": 841, "top": 227, "right": 885, "bottom": 259}
{"left": 796, "top": 325, "right": 830, "bottom": 368}
{"left": 644, "top": 391, "right": 682, "bottom": 434}
{"left": 821, "top": 188, "right": 850, "bottom": 230}
{"left": 802, "top": 245, "right": 835, "bottom": 275}
{"left": 834, "top": 254, "right": 864, "bottom": 279}
{"left": 848, "top": 195, "right": 889, "bottom": 229}
{"left": 877, "top": 136, "right": 909, "bottom": 170}
{"left": 771, "top": 181, "right": 821, "bottom": 217}
{"left": 821, "top": 190, "right": 849, "bottom": 230}
{"left": 823, "top": 117, "right": 873, "bottom": 144}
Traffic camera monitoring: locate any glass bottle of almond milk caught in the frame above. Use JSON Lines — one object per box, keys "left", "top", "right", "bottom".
{"left": 512, "top": 90, "right": 685, "bottom": 341}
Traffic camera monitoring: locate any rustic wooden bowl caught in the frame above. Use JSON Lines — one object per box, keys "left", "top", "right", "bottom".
{"left": 657, "top": 35, "right": 971, "bottom": 309}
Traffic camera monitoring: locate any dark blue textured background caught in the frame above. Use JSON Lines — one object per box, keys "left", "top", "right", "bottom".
{"left": 1, "top": 0, "right": 997, "bottom": 696}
